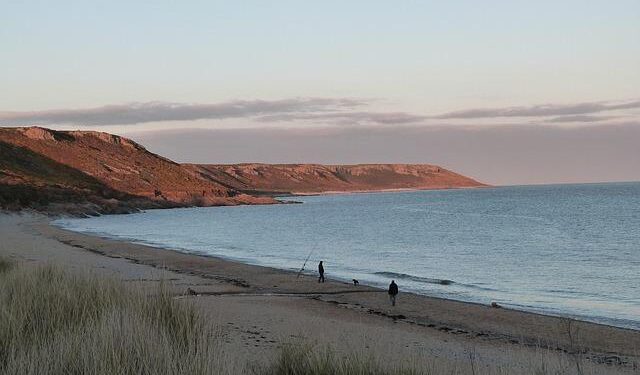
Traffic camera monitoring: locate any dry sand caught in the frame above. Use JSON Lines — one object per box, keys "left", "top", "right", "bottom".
{"left": 1, "top": 212, "right": 638, "bottom": 374}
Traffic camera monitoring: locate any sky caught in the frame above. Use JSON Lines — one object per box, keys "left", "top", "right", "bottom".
{"left": 1, "top": 1, "right": 639, "bottom": 185}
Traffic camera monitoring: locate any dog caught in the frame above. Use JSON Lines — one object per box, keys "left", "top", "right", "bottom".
{"left": 352, "top": 279, "right": 359, "bottom": 286}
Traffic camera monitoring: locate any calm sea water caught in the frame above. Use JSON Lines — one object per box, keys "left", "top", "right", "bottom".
{"left": 54, "top": 183, "right": 640, "bottom": 330}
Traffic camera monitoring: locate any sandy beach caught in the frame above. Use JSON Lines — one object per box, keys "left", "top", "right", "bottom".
{"left": 1, "top": 212, "right": 638, "bottom": 374}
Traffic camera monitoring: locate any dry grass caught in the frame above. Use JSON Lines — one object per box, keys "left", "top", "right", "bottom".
{"left": 257, "top": 343, "right": 623, "bottom": 375}
{"left": 0, "top": 261, "right": 229, "bottom": 375}
{"left": 258, "top": 343, "right": 425, "bottom": 375}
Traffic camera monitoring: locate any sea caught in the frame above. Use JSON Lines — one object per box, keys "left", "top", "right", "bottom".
{"left": 53, "top": 182, "right": 640, "bottom": 330}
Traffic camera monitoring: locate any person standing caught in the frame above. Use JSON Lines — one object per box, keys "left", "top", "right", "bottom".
{"left": 388, "top": 280, "right": 398, "bottom": 306}
{"left": 318, "top": 261, "right": 325, "bottom": 283}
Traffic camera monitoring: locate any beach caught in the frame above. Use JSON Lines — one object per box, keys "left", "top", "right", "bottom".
{"left": 1, "top": 212, "right": 638, "bottom": 374}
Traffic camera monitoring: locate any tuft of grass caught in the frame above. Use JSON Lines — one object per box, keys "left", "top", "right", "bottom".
{"left": 258, "top": 343, "right": 423, "bottom": 375}
{"left": 258, "top": 343, "right": 624, "bottom": 375}
{"left": 0, "top": 258, "right": 12, "bottom": 273}
{"left": 0, "top": 262, "right": 227, "bottom": 375}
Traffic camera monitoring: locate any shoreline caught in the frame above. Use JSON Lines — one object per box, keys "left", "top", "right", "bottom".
{"left": 47, "top": 217, "right": 640, "bottom": 333}
{"left": 2, "top": 212, "right": 639, "bottom": 372}
{"left": 40, "top": 217, "right": 640, "bottom": 352}
{"left": 278, "top": 185, "right": 490, "bottom": 197}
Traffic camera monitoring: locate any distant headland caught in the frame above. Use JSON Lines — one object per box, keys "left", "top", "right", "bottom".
{"left": 0, "top": 126, "right": 486, "bottom": 215}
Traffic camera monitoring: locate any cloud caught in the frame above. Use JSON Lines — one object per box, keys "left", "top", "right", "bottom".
{"left": 255, "top": 111, "right": 427, "bottom": 125}
{"left": 434, "top": 99, "right": 640, "bottom": 119}
{"left": 546, "top": 115, "right": 617, "bottom": 123}
{"left": 2, "top": 97, "right": 638, "bottom": 127}
{"left": 0, "top": 98, "right": 367, "bottom": 126}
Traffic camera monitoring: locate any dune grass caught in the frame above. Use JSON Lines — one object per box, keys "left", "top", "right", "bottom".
{"left": 258, "top": 342, "right": 618, "bottom": 375}
{"left": 258, "top": 344, "right": 424, "bottom": 375}
{"left": 0, "top": 261, "right": 226, "bottom": 375}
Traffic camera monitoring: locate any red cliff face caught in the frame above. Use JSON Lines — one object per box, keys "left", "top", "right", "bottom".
{"left": 0, "top": 127, "right": 275, "bottom": 214}
{"left": 186, "top": 163, "right": 486, "bottom": 195}
{"left": 0, "top": 127, "right": 486, "bottom": 214}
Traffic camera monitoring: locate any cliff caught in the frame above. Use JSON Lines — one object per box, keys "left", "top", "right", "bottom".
{"left": 186, "top": 163, "right": 486, "bottom": 195}
{"left": 0, "top": 127, "right": 486, "bottom": 215}
{"left": 0, "top": 127, "right": 275, "bottom": 215}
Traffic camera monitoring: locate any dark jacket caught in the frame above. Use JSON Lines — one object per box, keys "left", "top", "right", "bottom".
{"left": 388, "top": 281, "right": 398, "bottom": 295}
{"left": 318, "top": 262, "right": 324, "bottom": 274}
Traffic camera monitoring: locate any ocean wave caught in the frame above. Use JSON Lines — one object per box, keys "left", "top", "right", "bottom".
{"left": 372, "top": 271, "right": 501, "bottom": 292}
{"left": 374, "top": 271, "right": 454, "bottom": 285}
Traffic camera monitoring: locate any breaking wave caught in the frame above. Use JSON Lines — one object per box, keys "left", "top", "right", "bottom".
{"left": 374, "top": 271, "right": 454, "bottom": 285}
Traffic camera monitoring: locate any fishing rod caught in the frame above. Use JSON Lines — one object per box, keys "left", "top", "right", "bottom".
{"left": 297, "top": 200, "right": 320, "bottom": 279}
{"left": 296, "top": 246, "right": 315, "bottom": 278}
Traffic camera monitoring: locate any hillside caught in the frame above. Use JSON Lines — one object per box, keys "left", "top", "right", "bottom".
{"left": 186, "top": 163, "right": 486, "bottom": 195}
{"left": 0, "top": 127, "right": 275, "bottom": 214}
{"left": 0, "top": 127, "right": 486, "bottom": 214}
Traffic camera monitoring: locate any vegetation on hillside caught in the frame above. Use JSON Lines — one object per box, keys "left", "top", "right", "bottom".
{"left": 0, "top": 141, "right": 167, "bottom": 214}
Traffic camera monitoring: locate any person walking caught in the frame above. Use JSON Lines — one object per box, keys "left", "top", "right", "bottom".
{"left": 388, "top": 280, "right": 398, "bottom": 306}
{"left": 318, "top": 261, "right": 325, "bottom": 283}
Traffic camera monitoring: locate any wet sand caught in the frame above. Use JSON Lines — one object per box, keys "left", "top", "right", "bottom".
{"left": 1, "top": 212, "right": 638, "bottom": 373}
